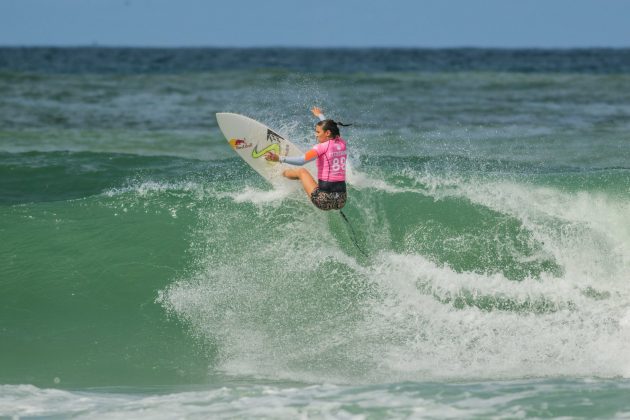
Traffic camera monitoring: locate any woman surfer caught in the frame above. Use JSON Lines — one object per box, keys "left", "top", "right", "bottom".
{"left": 266, "top": 107, "right": 350, "bottom": 211}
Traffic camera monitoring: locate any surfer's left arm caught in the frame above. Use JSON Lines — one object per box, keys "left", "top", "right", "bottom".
{"left": 281, "top": 150, "right": 318, "bottom": 165}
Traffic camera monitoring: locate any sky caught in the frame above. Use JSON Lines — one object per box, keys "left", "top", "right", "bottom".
{"left": 1, "top": 0, "right": 630, "bottom": 48}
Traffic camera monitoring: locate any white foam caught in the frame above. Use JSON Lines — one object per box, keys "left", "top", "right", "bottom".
{"left": 156, "top": 168, "right": 630, "bottom": 384}
{"left": 103, "top": 180, "right": 205, "bottom": 198}
{"left": 347, "top": 167, "right": 417, "bottom": 194}
{"left": 0, "top": 382, "right": 533, "bottom": 419}
{"left": 223, "top": 183, "right": 299, "bottom": 207}
{"left": 359, "top": 251, "right": 630, "bottom": 381}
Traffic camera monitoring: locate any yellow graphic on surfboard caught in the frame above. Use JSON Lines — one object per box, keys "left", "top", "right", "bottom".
{"left": 251, "top": 143, "right": 280, "bottom": 159}
{"left": 216, "top": 112, "right": 316, "bottom": 185}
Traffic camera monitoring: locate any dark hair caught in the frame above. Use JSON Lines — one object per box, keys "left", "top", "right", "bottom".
{"left": 316, "top": 119, "right": 352, "bottom": 138}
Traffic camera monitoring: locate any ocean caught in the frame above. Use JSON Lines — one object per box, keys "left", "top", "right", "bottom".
{"left": 1, "top": 47, "right": 629, "bottom": 418}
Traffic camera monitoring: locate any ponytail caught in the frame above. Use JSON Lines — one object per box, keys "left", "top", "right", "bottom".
{"left": 317, "top": 119, "right": 352, "bottom": 138}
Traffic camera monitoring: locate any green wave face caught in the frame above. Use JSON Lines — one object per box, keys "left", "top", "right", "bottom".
{"left": 251, "top": 143, "right": 280, "bottom": 159}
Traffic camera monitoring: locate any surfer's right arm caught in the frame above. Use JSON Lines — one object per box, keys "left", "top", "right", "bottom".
{"left": 274, "top": 107, "right": 325, "bottom": 163}
{"left": 311, "top": 107, "right": 326, "bottom": 121}
{"left": 265, "top": 107, "right": 325, "bottom": 164}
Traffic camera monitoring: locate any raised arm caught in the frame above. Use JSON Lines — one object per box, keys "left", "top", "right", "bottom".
{"left": 265, "top": 107, "right": 326, "bottom": 163}
{"left": 282, "top": 107, "right": 327, "bottom": 163}
{"left": 311, "top": 106, "right": 326, "bottom": 121}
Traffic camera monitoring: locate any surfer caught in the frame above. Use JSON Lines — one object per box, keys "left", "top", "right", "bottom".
{"left": 266, "top": 107, "right": 349, "bottom": 210}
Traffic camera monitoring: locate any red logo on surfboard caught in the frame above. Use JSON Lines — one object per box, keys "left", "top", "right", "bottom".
{"left": 229, "top": 138, "right": 252, "bottom": 150}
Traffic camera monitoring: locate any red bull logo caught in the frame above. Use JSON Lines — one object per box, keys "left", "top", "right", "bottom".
{"left": 229, "top": 138, "right": 252, "bottom": 150}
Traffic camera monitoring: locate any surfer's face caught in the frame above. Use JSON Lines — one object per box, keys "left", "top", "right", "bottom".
{"left": 315, "top": 126, "right": 332, "bottom": 143}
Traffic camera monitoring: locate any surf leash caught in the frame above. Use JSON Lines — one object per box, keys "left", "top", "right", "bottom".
{"left": 339, "top": 210, "right": 369, "bottom": 258}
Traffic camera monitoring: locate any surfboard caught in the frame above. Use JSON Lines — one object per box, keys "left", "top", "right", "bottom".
{"left": 216, "top": 113, "right": 316, "bottom": 184}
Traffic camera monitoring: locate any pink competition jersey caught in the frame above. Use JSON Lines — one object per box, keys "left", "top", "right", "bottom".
{"left": 312, "top": 137, "right": 347, "bottom": 182}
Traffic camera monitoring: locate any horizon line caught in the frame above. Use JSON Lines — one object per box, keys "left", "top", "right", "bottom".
{"left": 2, "top": 44, "right": 630, "bottom": 51}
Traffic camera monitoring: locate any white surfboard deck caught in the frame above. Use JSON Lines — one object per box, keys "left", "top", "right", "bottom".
{"left": 216, "top": 112, "right": 316, "bottom": 185}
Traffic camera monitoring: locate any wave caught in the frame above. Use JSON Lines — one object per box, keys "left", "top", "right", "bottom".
{"left": 157, "top": 165, "right": 630, "bottom": 384}
{"left": 2, "top": 150, "right": 629, "bottom": 386}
